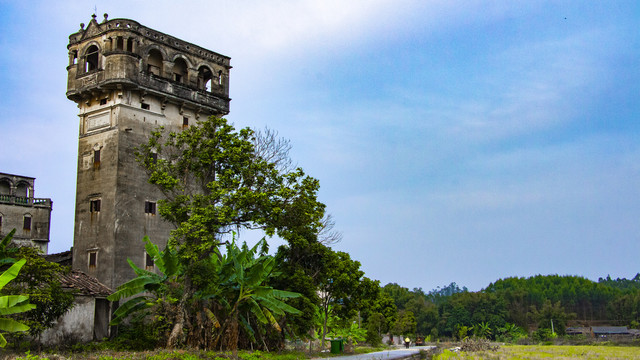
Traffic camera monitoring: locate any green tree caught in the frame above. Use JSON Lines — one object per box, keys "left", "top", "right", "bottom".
{"left": 211, "top": 238, "right": 301, "bottom": 356}
{"left": 365, "top": 313, "right": 385, "bottom": 346}
{"left": 110, "top": 236, "right": 301, "bottom": 354}
{"left": 317, "top": 250, "right": 365, "bottom": 348}
{"left": 473, "top": 321, "right": 492, "bottom": 339}
{"left": 6, "top": 247, "right": 74, "bottom": 339}
{"left": 529, "top": 299, "right": 573, "bottom": 335}
{"left": 0, "top": 230, "right": 74, "bottom": 340}
{"left": 392, "top": 310, "right": 417, "bottom": 337}
{"left": 135, "top": 116, "right": 325, "bottom": 348}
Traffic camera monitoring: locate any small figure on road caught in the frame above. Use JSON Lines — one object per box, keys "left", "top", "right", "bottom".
{"left": 404, "top": 337, "right": 410, "bottom": 348}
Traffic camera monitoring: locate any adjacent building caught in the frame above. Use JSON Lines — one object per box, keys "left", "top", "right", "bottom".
{"left": 0, "top": 172, "right": 52, "bottom": 253}
{"left": 67, "top": 14, "right": 231, "bottom": 289}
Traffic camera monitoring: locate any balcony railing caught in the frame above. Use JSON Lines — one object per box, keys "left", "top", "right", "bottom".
{"left": 0, "top": 195, "right": 51, "bottom": 207}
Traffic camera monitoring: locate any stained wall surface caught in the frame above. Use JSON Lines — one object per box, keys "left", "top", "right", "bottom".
{"left": 68, "top": 14, "right": 231, "bottom": 289}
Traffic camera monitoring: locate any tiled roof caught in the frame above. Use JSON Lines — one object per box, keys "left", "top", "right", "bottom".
{"left": 592, "top": 326, "right": 629, "bottom": 334}
{"left": 44, "top": 250, "right": 72, "bottom": 266}
{"left": 59, "top": 270, "right": 112, "bottom": 297}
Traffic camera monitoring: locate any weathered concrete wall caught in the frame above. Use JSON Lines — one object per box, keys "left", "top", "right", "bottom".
{"left": 38, "top": 296, "right": 95, "bottom": 346}
{"left": 69, "top": 15, "right": 231, "bottom": 290}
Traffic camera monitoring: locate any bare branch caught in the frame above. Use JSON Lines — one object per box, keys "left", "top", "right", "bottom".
{"left": 318, "top": 213, "right": 342, "bottom": 246}
{"left": 253, "top": 127, "right": 294, "bottom": 172}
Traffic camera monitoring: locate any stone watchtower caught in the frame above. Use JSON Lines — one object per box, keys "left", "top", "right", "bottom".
{"left": 67, "top": 14, "right": 231, "bottom": 289}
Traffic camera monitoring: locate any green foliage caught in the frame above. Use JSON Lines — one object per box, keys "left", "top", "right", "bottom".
{"left": 0, "top": 258, "right": 35, "bottom": 347}
{"left": 1, "top": 246, "right": 74, "bottom": 338}
{"left": 496, "top": 323, "right": 526, "bottom": 343}
{"left": 0, "top": 230, "right": 72, "bottom": 342}
{"left": 528, "top": 300, "right": 573, "bottom": 335}
{"left": 109, "top": 235, "right": 300, "bottom": 352}
{"left": 485, "top": 275, "right": 617, "bottom": 326}
{"left": 135, "top": 116, "right": 326, "bottom": 350}
{"left": 532, "top": 327, "right": 557, "bottom": 342}
{"left": 15, "top": 351, "right": 49, "bottom": 360}
{"left": 108, "top": 236, "right": 181, "bottom": 325}
{"left": 598, "top": 273, "right": 640, "bottom": 291}
{"left": 365, "top": 313, "right": 385, "bottom": 346}
{"left": 0, "top": 229, "right": 19, "bottom": 266}
{"left": 392, "top": 310, "right": 417, "bottom": 337}
{"left": 473, "top": 322, "right": 492, "bottom": 339}
{"left": 136, "top": 116, "right": 325, "bottom": 262}
{"left": 328, "top": 321, "right": 367, "bottom": 345}
{"left": 313, "top": 249, "right": 367, "bottom": 347}
{"left": 211, "top": 237, "right": 301, "bottom": 353}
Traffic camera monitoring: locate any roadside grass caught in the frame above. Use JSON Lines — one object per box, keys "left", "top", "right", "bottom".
{"left": 434, "top": 345, "right": 640, "bottom": 359}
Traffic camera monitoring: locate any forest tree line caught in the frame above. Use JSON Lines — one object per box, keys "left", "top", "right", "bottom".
{"left": 374, "top": 273, "right": 640, "bottom": 342}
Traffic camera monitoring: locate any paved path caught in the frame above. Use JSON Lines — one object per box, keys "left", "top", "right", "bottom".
{"left": 315, "top": 346, "right": 436, "bottom": 360}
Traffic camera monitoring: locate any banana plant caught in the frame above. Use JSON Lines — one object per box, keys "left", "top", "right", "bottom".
{"left": 0, "top": 229, "right": 18, "bottom": 266}
{"left": 207, "top": 238, "right": 301, "bottom": 355}
{"left": 0, "top": 258, "right": 36, "bottom": 347}
{"left": 108, "top": 236, "right": 180, "bottom": 325}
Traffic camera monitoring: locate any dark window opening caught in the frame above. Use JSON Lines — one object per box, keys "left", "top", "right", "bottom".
{"left": 145, "top": 253, "right": 154, "bottom": 269}
{"left": 126, "top": 39, "right": 133, "bottom": 52}
{"left": 23, "top": 216, "right": 31, "bottom": 231}
{"left": 144, "top": 201, "right": 156, "bottom": 215}
{"left": 94, "top": 149, "right": 101, "bottom": 168}
{"left": 89, "top": 252, "right": 97, "bottom": 269}
{"left": 173, "top": 58, "right": 188, "bottom": 84}
{"left": 147, "top": 49, "right": 163, "bottom": 76}
{"left": 85, "top": 45, "right": 99, "bottom": 72}
{"left": 100, "top": 98, "right": 107, "bottom": 105}
{"left": 116, "top": 37, "right": 124, "bottom": 50}
{"left": 198, "top": 66, "right": 213, "bottom": 92}
{"left": 0, "top": 215, "right": 3, "bottom": 228}
{"left": 141, "top": 103, "right": 150, "bottom": 110}
{"left": 183, "top": 117, "right": 189, "bottom": 129}
{"left": 90, "top": 199, "right": 101, "bottom": 213}
{"left": 151, "top": 152, "right": 158, "bottom": 164}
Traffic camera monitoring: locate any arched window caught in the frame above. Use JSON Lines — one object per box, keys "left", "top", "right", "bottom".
{"left": 197, "top": 66, "right": 213, "bottom": 92}
{"left": 15, "top": 183, "right": 28, "bottom": 198}
{"left": 0, "top": 179, "right": 10, "bottom": 195}
{"left": 85, "top": 45, "right": 99, "bottom": 72}
{"left": 147, "top": 49, "right": 163, "bottom": 76}
{"left": 173, "top": 58, "right": 188, "bottom": 84}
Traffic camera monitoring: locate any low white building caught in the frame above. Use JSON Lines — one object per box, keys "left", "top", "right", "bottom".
{"left": 38, "top": 267, "right": 112, "bottom": 346}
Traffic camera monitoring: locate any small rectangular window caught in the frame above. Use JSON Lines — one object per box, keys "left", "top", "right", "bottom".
{"left": 89, "top": 252, "right": 97, "bottom": 269}
{"left": 144, "top": 201, "right": 156, "bottom": 215}
{"left": 182, "top": 117, "right": 189, "bottom": 129}
{"left": 90, "top": 199, "right": 101, "bottom": 213}
{"left": 0, "top": 215, "right": 3, "bottom": 228}
{"left": 23, "top": 216, "right": 31, "bottom": 230}
{"left": 141, "top": 103, "right": 150, "bottom": 110}
{"left": 100, "top": 98, "right": 107, "bottom": 105}
{"left": 94, "top": 149, "right": 101, "bottom": 166}
{"left": 175, "top": 74, "right": 182, "bottom": 83}
{"left": 145, "top": 253, "right": 154, "bottom": 269}
{"left": 151, "top": 152, "right": 158, "bottom": 164}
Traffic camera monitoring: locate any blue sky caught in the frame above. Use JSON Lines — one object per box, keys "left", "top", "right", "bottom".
{"left": 1, "top": 1, "right": 639, "bottom": 291}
